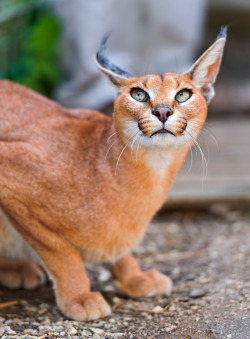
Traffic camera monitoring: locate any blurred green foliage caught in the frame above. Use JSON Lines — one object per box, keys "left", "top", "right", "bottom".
{"left": 1, "top": 2, "right": 61, "bottom": 96}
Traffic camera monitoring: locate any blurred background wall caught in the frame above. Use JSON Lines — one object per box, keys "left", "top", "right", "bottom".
{"left": 0, "top": 0, "right": 249, "bottom": 206}
{"left": 0, "top": 0, "right": 250, "bottom": 114}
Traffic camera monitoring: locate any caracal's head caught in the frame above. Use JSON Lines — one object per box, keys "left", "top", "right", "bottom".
{"left": 96, "top": 27, "right": 227, "bottom": 150}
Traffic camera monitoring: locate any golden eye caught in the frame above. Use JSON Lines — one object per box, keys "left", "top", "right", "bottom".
{"left": 130, "top": 88, "right": 149, "bottom": 102}
{"left": 175, "top": 89, "right": 192, "bottom": 103}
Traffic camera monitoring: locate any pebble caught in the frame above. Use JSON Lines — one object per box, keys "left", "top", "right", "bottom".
{"left": 0, "top": 317, "right": 5, "bottom": 323}
{"left": 165, "top": 325, "right": 177, "bottom": 333}
{"left": 153, "top": 305, "right": 164, "bottom": 312}
{"left": 210, "top": 203, "right": 229, "bottom": 218}
{"left": 38, "top": 326, "right": 51, "bottom": 336}
{"left": 189, "top": 287, "right": 207, "bottom": 298}
{"left": 6, "top": 326, "right": 16, "bottom": 335}
{"left": 39, "top": 303, "right": 49, "bottom": 309}
{"left": 105, "top": 333, "right": 124, "bottom": 337}
{"left": 112, "top": 297, "right": 121, "bottom": 304}
{"left": 90, "top": 327, "right": 104, "bottom": 334}
{"left": 37, "top": 308, "right": 47, "bottom": 315}
{"left": 54, "top": 326, "right": 64, "bottom": 332}
{"left": 81, "top": 329, "right": 92, "bottom": 336}
{"left": 41, "top": 318, "right": 51, "bottom": 325}
{"left": 5, "top": 319, "right": 13, "bottom": 325}
{"left": 66, "top": 325, "right": 77, "bottom": 335}
{"left": 24, "top": 329, "right": 38, "bottom": 335}
{"left": 98, "top": 268, "right": 111, "bottom": 282}
{"left": 0, "top": 327, "right": 5, "bottom": 336}
{"left": 92, "top": 334, "right": 101, "bottom": 339}
{"left": 169, "top": 305, "right": 177, "bottom": 312}
{"left": 186, "top": 273, "right": 196, "bottom": 281}
{"left": 103, "top": 285, "right": 115, "bottom": 291}
{"left": 172, "top": 266, "right": 181, "bottom": 277}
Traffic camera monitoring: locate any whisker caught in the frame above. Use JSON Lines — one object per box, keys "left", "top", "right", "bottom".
{"left": 194, "top": 139, "right": 208, "bottom": 185}
{"left": 136, "top": 135, "right": 143, "bottom": 163}
{"left": 104, "top": 140, "right": 116, "bottom": 163}
{"left": 185, "top": 129, "right": 208, "bottom": 184}
{"left": 107, "top": 125, "right": 138, "bottom": 144}
{"left": 188, "top": 125, "right": 210, "bottom": 165}
{"left": 105, "top": 125, "right": 139, "bottom": 163}
{"left": 183, "top": 134, "right": 193, "bottom": 175}
{"left": 201, "top": 126, "right": 219, "bottom": 149}
{"left": 131, "top": 130, "right": 141, "bottom": 157}
{"left": 186, "top": 130, "right": 198, "bottom": 155}
{"left": 107, "top": 131, "right": 119, "bottom": 144}
{"left": 115, "top": 143, "right": 128, "bottom": 176}
{"left": 138, "top": 133, "right": 144, "bottom": 154}
{"left": 114, "top": 126, "right": 141, "bottom": 174}
{"left": 189, "top": 121, "right": 219, "bottom": 148}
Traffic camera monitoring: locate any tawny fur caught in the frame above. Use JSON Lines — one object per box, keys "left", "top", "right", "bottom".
{"left": 0, "top": 30, "right": 226, "bottom": 321}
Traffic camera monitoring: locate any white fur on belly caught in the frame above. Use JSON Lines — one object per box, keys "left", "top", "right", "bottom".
{"left": 0, "top": 209, "right": 40, "bottom": 262}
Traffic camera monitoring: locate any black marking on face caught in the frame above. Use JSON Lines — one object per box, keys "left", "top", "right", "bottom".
{"left": 182, "top": 122, "right": 187, "bottom": 131}
{"left": 150, "top": 129, "right": 176, "bottom": 137}
{"left": 138, "top": 118, "right": 143, "bottom": 130}
{"left": 96, "top": 34, "right": 132, "bottom": 78}
{"left": 180, "top": 117, "right": 187, "bottom": 133}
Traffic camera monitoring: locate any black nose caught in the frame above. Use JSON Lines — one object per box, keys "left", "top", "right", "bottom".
{"left": 152, "top": 106, "right": 173, "bottom": 123}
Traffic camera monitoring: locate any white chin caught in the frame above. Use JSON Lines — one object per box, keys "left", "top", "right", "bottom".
{"left": 124, "top": 123, "right": 185, "bottom": 149}
{"left": 136, "top": 132, "right": 183, "bottom": 149}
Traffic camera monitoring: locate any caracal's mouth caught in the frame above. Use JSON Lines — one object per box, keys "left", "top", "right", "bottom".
{"left": 150, "top": 128, "right": 176, "bottom": 137}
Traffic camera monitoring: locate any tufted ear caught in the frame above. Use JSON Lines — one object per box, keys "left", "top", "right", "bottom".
{"left": 95, "top": 34, "right": 134, "bottom": 88}
{"left": 184, "top": 26, "right": 227, "bottom": 103}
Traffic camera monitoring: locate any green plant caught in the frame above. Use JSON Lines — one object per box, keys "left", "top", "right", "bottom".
{"left": 2, "top": 4, "right": 61, "bottom": 96}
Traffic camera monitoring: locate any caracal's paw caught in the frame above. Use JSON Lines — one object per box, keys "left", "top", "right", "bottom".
{"left": 59, "top": 292, "right": 111, "bottom": 321}
{"left": 0, "top": 258, "right": 46, "bottom": 290}
{"left": 115, "top": 269, "right": 173, "bottom": 298}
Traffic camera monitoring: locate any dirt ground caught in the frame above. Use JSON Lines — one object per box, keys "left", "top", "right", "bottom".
{"left": 0, "top": 205, "right": 249, "bottom": 338}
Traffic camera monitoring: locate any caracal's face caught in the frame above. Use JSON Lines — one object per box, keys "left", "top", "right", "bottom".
{"left": 114, "top": 72, "right": 207, "bottom": 149}
{"left": 97, "top": 28, "right": 227, "bottom": 151}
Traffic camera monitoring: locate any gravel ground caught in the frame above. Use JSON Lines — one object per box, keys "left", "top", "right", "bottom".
{"left": 0, "top": 204, "right": 249, "bottom": 338}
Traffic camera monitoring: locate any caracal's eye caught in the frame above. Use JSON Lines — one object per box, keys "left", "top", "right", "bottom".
{"left": 175, "top": 89, "right": 192, "bottom": 103}
{"left": 130, "top": 88, "right": 149, "bottom": 102}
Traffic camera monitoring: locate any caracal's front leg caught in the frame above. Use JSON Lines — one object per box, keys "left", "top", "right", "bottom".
{"left": 5, "top": 214, "right": 111, "bottom": 321}
{"left": 112, "top": 253, "right": 172, "bottom": 297}
{"left": 36, "top": 239, "right": 111, "bottom": 321}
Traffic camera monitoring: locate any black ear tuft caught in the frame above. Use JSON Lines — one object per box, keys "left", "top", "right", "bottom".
{"left": 216, "top": 26, "right": 228, "bottom": 41}
{"left": 96, "top": 34, "right": 132, "bottom": 78}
